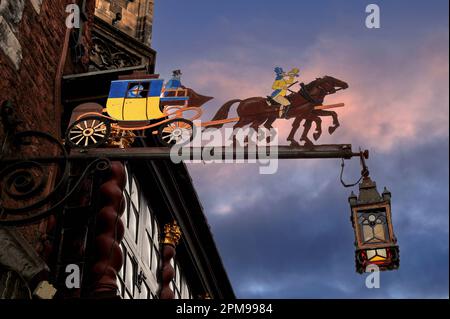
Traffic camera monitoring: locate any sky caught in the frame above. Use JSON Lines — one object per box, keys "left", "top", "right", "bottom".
{"left": 152, "top": 0, "right": 449, "bottom": 298}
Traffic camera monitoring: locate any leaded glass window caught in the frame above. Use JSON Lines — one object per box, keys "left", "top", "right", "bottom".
{"left": 357, "top": 208, "right": 389, "bottom": 244}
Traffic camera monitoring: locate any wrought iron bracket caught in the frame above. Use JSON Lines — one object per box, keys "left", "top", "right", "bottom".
{"left": 0, "top": 129, "right": 112, "bottom": 226}
{"left": 340, "top": 148, "right": 370, "bottom": 188}
{"left": 0, "top": 127, "right": 368, "bottom": 226}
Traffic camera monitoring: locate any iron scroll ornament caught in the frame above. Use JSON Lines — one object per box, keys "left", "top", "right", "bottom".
{"left": 0, "top": 130, "right": 111, "bottom": 226}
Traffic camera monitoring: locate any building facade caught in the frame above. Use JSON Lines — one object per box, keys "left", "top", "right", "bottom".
{"left": 0, "top": 0, "right": 234, "bottom": 300}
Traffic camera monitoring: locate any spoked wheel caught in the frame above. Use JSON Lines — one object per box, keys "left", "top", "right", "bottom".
{"left": 158, "top": 118, "right": 195, "bottom": 147}
{"left": 65, "top": 116, "right": 111, "bottom": 148}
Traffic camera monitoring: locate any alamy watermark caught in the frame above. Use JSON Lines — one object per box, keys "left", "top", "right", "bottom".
{"left": 66, "top": 4, "right": 381, "bottom": 30}
{"left": 366, "top": 4, "right": 381, "bottom": 29}
{"left": 170, "top": 122, "right": 280, "bottom": 175}
{"left": 65, "top": 264, "right": 81, "bottom": 289}
{"left": 65, "top": 4, "right": 80, "bottom": 29}
{"left": 365, "top": 264, "right": 380, "bottom": 289}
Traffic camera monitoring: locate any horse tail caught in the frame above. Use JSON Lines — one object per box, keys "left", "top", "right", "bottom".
{"left": 208, "top": 99, "right": 241, "bottom": 129}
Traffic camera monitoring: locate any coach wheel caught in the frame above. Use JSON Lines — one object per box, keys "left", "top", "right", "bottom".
{"left": 158, "top": 118, "right": 195, "bottom": 147}
{"left": 65, "top": 116, "right": 111, "bottom": 148}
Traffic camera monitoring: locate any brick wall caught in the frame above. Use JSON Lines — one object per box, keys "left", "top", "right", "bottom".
{"left": 0, "top": 0, "right": 96, "bottom": 266}
{"left": 0, "top": 0, "right": 68, "bottom": 135}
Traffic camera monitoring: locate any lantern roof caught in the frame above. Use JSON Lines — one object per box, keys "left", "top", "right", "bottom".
{"left": 349, "top": 176, "right": 390, "bottom": 207}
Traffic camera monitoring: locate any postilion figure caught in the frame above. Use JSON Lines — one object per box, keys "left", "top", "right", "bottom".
{"left": 270, "top": 67, "right": 299, "bottom": 118}
{"left": 164, "top": 69, "right": 184, "bottom": 96}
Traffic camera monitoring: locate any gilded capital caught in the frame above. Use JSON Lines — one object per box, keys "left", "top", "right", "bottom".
{"left": 162, "top": 221, "right": 182, "bottom": 246}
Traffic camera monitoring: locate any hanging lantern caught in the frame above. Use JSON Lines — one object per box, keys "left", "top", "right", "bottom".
{"left": 348, "top": 175, "right": 399, "bottom": 273}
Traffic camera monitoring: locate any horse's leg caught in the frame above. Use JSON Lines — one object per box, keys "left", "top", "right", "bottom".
{"left": 242, "top": 118, "right": 266, "bottom": 145}
{"left": 263, "top": 117, "right": 277, "bottom": 144}
{"left": 287, "top": 117, "right": 303, "bottom": 147}
{"left": 232, "top": 118, "right": 252, "bottom": 146}
{"left": 248, "top": 118, "right": 268, "bottom": 144}
{"left": 310, "top": 115, "right": 322, "bottom": 141}
{"left": 300, "top": 119, "right": 314, "bottom": 148}
{"left": 314, "top": 110, "right": 340, "bottom": 134}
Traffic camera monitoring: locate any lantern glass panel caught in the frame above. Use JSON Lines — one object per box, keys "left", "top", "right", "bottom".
{"left": 366, "top": 248, "right": 388, "bottom": 261}
{"left": 357, "top": 208, "right": 390, "bottom": 245}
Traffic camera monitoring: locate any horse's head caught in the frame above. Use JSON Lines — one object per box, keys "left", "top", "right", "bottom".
{"left": 290, "top": 75, "right": 349, "bottom": 105}
{"left": 316, "top": 75, "right": 349, "bottom": 94}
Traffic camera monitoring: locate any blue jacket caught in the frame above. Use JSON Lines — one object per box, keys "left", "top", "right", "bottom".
{"left": 165, "top": 79, "right": 182, "bottom": 89}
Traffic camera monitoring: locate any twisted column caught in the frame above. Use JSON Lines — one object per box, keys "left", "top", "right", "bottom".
{"left": 159, "top": 221, "right": 181, "bottom": 299}
{"left": 87, "top": 161, "right": 126, "bottom": 298}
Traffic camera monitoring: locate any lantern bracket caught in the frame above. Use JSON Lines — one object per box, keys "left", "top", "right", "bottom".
{"left": 340, "top": 148, "right": 370, "bottom": 188}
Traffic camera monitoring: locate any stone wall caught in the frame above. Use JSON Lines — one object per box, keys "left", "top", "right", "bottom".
{"left": 95, "top": 0, "right": 154, "bottom": 47}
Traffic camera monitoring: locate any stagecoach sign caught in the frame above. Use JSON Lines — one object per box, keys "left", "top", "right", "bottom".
{"left": 65, "top": 71, "right": 348, "bottom": 150}
{"left": 0, "top": 68, "right": 399, "bottom": 274}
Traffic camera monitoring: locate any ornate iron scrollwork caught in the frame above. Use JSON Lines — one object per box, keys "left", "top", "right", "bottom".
{"left": 0, "top": 130, "right": 111, "bottom": 226}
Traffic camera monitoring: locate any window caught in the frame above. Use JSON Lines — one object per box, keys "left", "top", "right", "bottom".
{"left": 181, "top": 278, "right": 191, "bottom": 299}
{"left": 151, "top": 247, "right": 159, "bottom": 275}
{"left": 118, "top": 244, "right": 125, "bottom": 279}
{"left": 126, "top": 82, "right": 150, "bottom": 98}
{"left": 117, "top": 244, "right": 129, "bottom": 298}
{"left": 117, "top": 277, "right": 123, "bottom": 297}
{"left": 142, "top": 205, "right": 153, "bottom": 269}
{"left": 128, "top": 205, "right": 138, "bottom": 242}
{"left": 121, "top": 193, "right": 128, "bottom": 226}
{"left": 358, "top": 209, "right": 389, "bottom": 244}
{"left": 170, "top": 261, "right": 183, "bottom": 299}
{"left": 144, "top": 205, "right": 153, "bottom": 237}
{"left": 142, "top": 231, "right": 151, "bottom": 268}
{"left": 124, "top": 166, "right": 130, "bottom": 194}
{"left": 139, "top": 283, "right": 149, "bottom": 299}
{"left": 153, "top": 218, "right": 159, "bottom": 245}
{"left": 130, "top": 178, "right": 140, "bottom": 212}
{"left": 175, "top": 264, "right": 181, "bottom": 291}
{"left": 118, "top": 167, "right": 163, "bottom": 299}
{"left": 125, "top": 253, "right": 136, "bottom": 296}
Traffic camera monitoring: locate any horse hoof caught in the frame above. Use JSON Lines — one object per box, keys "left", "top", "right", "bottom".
{"left": 300, "top": 139, "right": 314, "bottom": 148}
{"left": 329, "top": 126, "right": 338, "bottom": 135}
{"left": 313, "top": 132, "right": 321, "bottom": 141}
{"left": 288, "top": 140, "right": 301, "bottom": 147}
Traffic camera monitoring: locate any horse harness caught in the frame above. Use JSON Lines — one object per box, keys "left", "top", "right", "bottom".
{"left": 299, "top": 83, "right": 322, "bottom": 105}
{"left": 266, "top": 82, "right": 325, "bottom": 118}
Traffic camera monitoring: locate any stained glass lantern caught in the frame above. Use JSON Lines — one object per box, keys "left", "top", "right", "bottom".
{"left": 348, "top": 176, "right": 399, "bottom": 273}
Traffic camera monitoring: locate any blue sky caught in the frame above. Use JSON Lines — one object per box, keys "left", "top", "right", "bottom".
{"left": 152, "top": 0, "right": 449, "bottom": 298}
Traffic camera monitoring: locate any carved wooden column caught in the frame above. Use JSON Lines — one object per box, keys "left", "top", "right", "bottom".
{"left": 86, "top": 161, "right": 126, "bottom": 298}
{"left": 159, "top": 221, "right": 181, "bottom": 299}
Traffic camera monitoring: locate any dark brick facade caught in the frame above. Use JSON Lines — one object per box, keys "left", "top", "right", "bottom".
{"left": 0, "top": 0, "right": 95, "bottom": 266}
{"left": 1, "top": 1, "right": 66, "bottom": 136}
